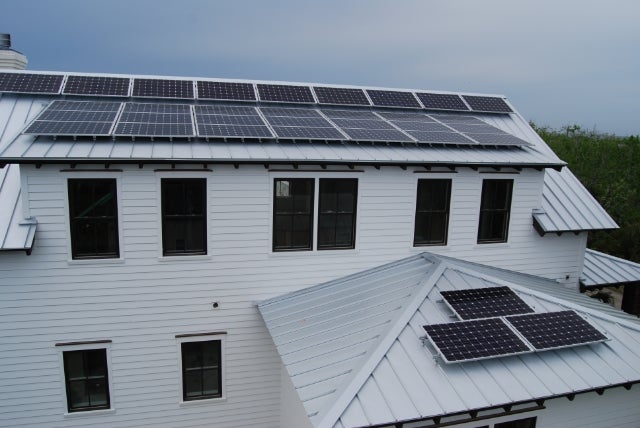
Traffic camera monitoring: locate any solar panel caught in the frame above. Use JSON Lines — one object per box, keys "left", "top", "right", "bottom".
{"left": 465, "top": 133, "right": 531, "bottom": 147}
{"left": 260, "top": 107, "right": 320, "bottom": 118}
{"left": 340, "top": 128, "right": 414, "bottom": 142}
{"left": 257, "top": 84, "right": 315, "bottom": 103}
{"left": 271, "top": 126, "right": 344, "bottom": 139}
{"left": 406, "top": 131, "right": 477, "bottom": 145}
{"left": 194, "top": 104, "right": 273, "bottom": 138}
{"left": 446, "top": 123, "right": 509, "bottom": 134}
{"left": 322, "top": 109, "right": 378, "bottom": 119}
{"left": 423, "top": 318, "right": 531, "bottom": 363}
{"left": 24, "top": 100, "right": 121, "bottom": 136}
{"left": 376, "top": 111, "right": 432, "bottom": 121}
{"left": 390, "top": 121, "right": 452, "bottom": 132}
{"left": 506, "top": 311, "right": 608, "bottom": 351}
{"left": 114, "top": 102, "right": 194, "bottom": 137}
{"left": 332, "top": 118, "right": 397, "bottom": 130}
{"left": 132, "top": 78, "right": 194, "bottom": 99}
{"left": 430, "top": 114, "right": 487, "bottom": 125}
{"left": 366, "top": 90, "right": 420, "bottom": 108}
{"left": 440, "top": 286, "right": 535, "bottom": 320}
{"left": 463, "top": 95, "right": 513, "bottom": 113}
{"left": 328, "top": 113, "right": 414, "bottom": 142}
{"left": 0, "top": 72, "right": 63, "bottom": 94}
{"left": 261, "top": 107, "right": 344, "bottom": 140}
{"left": 63, "top": 75, "right": 130, "bottom": 96}
{"left": 313, "top": 87, "right": 370, "bottom": 106}
{"left": 197, "top": 81, "right": 256, "bottom": 101}
{"left": 416, "top": 93, "right": 469, "bottom": 111}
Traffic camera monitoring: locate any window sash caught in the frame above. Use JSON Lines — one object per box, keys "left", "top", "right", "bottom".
{"left": 477, "top": 179, "right": 513, "bottom": 243}
{"left": 63, "top": 349, "right": 110, "bottom": 412}
{"left": 68, "top": 179, "right": 119, "bottom": 259}
{"left": 273, "top": 178, "right": 314, "bottom": 251}
{"left": 161, "top": 178, "right": 207, "bottom": 256}
{"left": 181, "top": 341, "right": 222, "bottom": 401}
{"left": 318, "top": 179, "right": 358, "bottom": 250}
{"left": 414, "top": 179, "right": 451, "bottom": 246}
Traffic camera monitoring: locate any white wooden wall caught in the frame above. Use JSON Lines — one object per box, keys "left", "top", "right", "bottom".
{"left": 0, "top": 163, "right": 588, "bottom": 427}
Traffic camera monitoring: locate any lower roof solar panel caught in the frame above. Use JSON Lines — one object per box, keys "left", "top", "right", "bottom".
{"left": 440, "top": 286, "right": 535, "bottom": 320}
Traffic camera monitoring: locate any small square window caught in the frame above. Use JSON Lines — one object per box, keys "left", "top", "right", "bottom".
{"left": 181, "top": 340, "right": 222, "bottom": 401}
{"left": 62, "top": 349, "right": 110, "bottom": 412}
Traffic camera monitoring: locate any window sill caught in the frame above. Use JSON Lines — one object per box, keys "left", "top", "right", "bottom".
{"left": 179, "top": 396, "right": 226, "bottom": 407}
{"left": 269, "top": 248, "right": 358, "bottom": 257}
{"left": 64, "top": 408, "right": 115, "bottom": 418}
{"left": 67, "top": 258, "right": 125, "bottom": 266}
{"left": 474, "top": 241, "right": 510, "bottom": 249}
{"left": 158, "top": 254, "right": 212, "bottom": 262}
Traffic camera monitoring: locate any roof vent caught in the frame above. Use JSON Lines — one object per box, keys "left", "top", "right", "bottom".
{"left": 0, "top": 34, "right": 27, "bottom": 70}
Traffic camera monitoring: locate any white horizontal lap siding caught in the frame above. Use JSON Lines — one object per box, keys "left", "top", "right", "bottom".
{"left": 0, "top": 163, "right": 584, "bottom": 427}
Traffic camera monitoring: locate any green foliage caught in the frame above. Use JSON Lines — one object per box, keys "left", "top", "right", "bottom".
{"left": 533, "top": 123, "right": 640, "bottom": 262}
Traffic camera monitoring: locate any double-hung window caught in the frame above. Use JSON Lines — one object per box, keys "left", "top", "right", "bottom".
{"left": 273, "top": 178, "right": 358, "bottom": 251}
{"left": 68, "top": 179, "right": 119, "bottom": 259}
{"left": 413, "top": 179, "right": 451, "bottom": 246}
{"left": 161, "top": 178, "right": 207, "bottom": 256}
{"left": 181, "top": 340, "right": 222, "bottom": 401}
{"left": 477, "top": 179, "right": 513, "bottom": 243}
{"left": 62, "top": 348, "right": 110, "bottom": 412}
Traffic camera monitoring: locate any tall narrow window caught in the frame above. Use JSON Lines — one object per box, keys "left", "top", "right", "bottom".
{"left": 181, "top": 340, "right": 222, "bottom": 401}
{"left": 273, "top": 178, "right": 314, "bottom": 251}
{"left": 68, "top": 179, "right": 119, "bottom": 259}
{"left": 161, "top": 178, "right": 207, "bottom": 256}
{"left": 414, "top": 179, "right": 451, "bottom": 246}
{"left": 63, "top": 349, "right": 110, "bottom": 412}
{"left": 477, "top": 179, "right": 513, "bottom": 243}
{"left": 318, "top": 179, "right": 358, "bottom": 250}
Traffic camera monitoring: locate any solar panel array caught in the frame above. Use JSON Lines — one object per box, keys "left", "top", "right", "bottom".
{"left": 24, "top": 101, "right": 120, "bottom": 136}
{"left": 422, "top": 286, "right": 609, "bottom": 364}
{"left": 0, "top": 73, "right": 64, "bottom": 94}
{"left": 63, "top": 76, "right": 130, "bottom": 97}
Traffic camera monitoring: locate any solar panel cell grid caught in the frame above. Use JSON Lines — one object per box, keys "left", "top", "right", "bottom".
{"left": 466, "top": 133, "right": 530, "bottom": 146}
{"left": 407, "top": 131, "right": 477, "bottom": 145}
{"left": 197, "top": 81, "right": 256, "bottom": 101}
{"left": 257, "top": 84, "right": 315, "bottom": 103}
{"left": 429, "top": 114, "right": 486, "bottom": 124}
{"left": 416, "top": 93, "right": 469, "bottom": 111}
{"left": 196, "top": 124, "right": 274, "bottom": 138}
{"left": 0, "top": 72, "right": 64, "bottom": 94}
{"left": 260, "top": 107, "right": 320, "bottom": 118}
{"left": 366, "top": 90, "right": 421, "bottom": 108}
{"left": 114, "top": 123, "right": 194, "bottom": 136}
{"left": 196, "top": 114, "right": 266, "bottom": 126}
{"left": 322, "top": 110, "right": 379, "bottom": 119}
{"left": 132, "top": 78, "right": 194, "bottom": 99}
{"left": 115, "top": 102, "right": 194, "bottom": 137}
{"left": 463, "top": 95, "right": 513, "bottom": 113}
{"left": 446, "top": 123, "right": 508, "bottom": 134}
{"left": 272, "top": 126, "right": 344, "bottom": 139}
{"left": 392, "top": 121, "right": 452, "bottom": 132}
{"left": 340, "top": 128, "right": 413, "bottom": 142}
{"left": 63, "top": 75, "right": 130, "bottom": 96}
{"left": 313, "top": 87, "right": 370, "bottom": 106}
{"left": 440, "top": 286, "right": 535, "bottom": 320}
{"left": 195, "top": 105, "right": 257, "bottom": 116}
{"left": 332, "top": 118, "right": 397, "bottom": 130}
{"left": 376, "top": 111, "right": 432, "bottom": 121}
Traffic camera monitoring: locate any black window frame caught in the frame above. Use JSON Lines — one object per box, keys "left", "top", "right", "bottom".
{"left": 62, "top": 348, "right": 111, "bottom": 413}
{"left": 68, "top": 178, "right": 120, "bottom": 260}
{"left": 413, "top": 179, "right": 452, "bottom": 246}
{"left": 161, "top": 178, "right": 207, "bottom": 256}
{"left": 273, "top": 178, "right": 315, "bottom": 252}
{"left": 494, "top": 416, "right": 537, "bottom": 428}
{"left": 477, "top": 179, "right": 513, "bottom": 244}
{"left": 181, "top": 340, "right": 222, "bottom": 401}
{"left": 318, "top": 178, "right": 358, "bottom": 250}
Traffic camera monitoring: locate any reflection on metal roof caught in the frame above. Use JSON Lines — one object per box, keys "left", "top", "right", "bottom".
{"left": 259, "top": 253, "right": 640, "bottom": 428}
{"left": 0, "top": 164, "right": 36, "bottom": 252}
{"left": 582, "top": 248, "right": 640, "bottom": 287}
{"left": 534, "top": 168, "right": 618, "bottom": 234}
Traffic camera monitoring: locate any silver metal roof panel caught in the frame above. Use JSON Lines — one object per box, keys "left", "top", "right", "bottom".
{"left": 582, "top": 248, "right": 640, "bottom": 287}
{"left": 0, "top": 164, "right": 36, "bottom": 252}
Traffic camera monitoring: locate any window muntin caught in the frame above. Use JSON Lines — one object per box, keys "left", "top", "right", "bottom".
{"left": 63, "top": 349, "right": 110, "bottom": 412}
{"left": 477, "top": 179, "right": 513, "bottom": 243}
{"left": 161, "top": 178, "right": 207, "bottom": 256}
{"left": 414, "top": 179, "right": 451, "bottom": 246}
{"left": 68, "top": 179, "right": 119, "bottom": 259}
{"left": 318, "top": 179, "right": 358, "bottom": 250}
{"left": 273, "top": 178, "right": 315, "bottom": 251}
{"left": 494, "top": 417, "right": 537, "bottom": 428}
{"left": 181, "top": 340, "right": 222, "bottom": 401}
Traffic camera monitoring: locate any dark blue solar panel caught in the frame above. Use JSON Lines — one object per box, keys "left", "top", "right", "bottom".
{"left": 194, "top": 103, "right": 273, "bottom": 138}
{"left": 195, "top": 105, "right": 257, "bottom": 116}
{"left": 260, "top": 107, "right": 320, "bottom": 117}
{"left": 114, "top": 123, "right": 194, "bottom": 136}
{"left": 462, "top": 95, "right": 512, "bottom": 113}
{"left": 430, "top": 114, "right": 487, "bottom": 125}
{"left": 23, "top": 100, "right": 121, "bottom": 136}
{"left": 63, "top": 75, "right": 130, "bottom": 96}
{"left": 440, "top": 287, "right": 534, "bottom": 320}
{"left": 25, "top": 121, "right": 114, "bottom": 135}
{"left": 340, "top": 128, "right": 413, "bottom": 142}
{"left": 197, "top": 81, "right": 256, "bottom": 101}
{"left": 265, "top": 116, "right": 333, "bottom": 127}
{"left": 272, "top": 126, "right": 344, "bottom": 139}
{"left": 322, "top": 110, "right": 379, "bottom": 119}
{"left": 197, "top": 124, "right": 274, "bottom": 138}
{"left": 391, "top": 121, "right": 452, "bottom": 132}
{"left": 407, "top": 131, "right": 477, "bottom": 145}
{"left": 0, "top": 72, "right": 63, "bottom": 94}
{"left": 465, "top": 133, "right": 531, "bottom": 147}
{"left": 313, "top": 87, "right": 370, "bottom": 106}
{"left": 366, "top": 90, "right": 420, "bottom": 108}
{"left": 423, "top": 318, "right": 531, "bottom": 363}
{"left": 115, "top": 102, "right": 194, "bottom": 137}
{"left": 416, "top": 93, "right": 469, "bottom": 111}
{"left": 196, "top": 114, "right": 266, "bottom": 126}
{"left": 257, "top": 84, "right": 314, "bottom": 103}
{"left": 506, "top": 311, "right": 608, "bottom": 351}
{"left": 132, "top": 78, "right": 194, "bottom": 99}
{"left": 376, "top": 111, "right": 432, "bottom": 121}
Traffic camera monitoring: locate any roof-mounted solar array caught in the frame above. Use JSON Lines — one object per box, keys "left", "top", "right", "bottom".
{"left": 440, "top": 286, "right": 535, "bottom": 320}
{"left": 24, "top": 100, "right": 121, "bottom": 136}
{"left": 194, "top": 105, "right": 273, "bottom": 138}
{"left": 257, "top": 84, "right": 315, "bottom": 103}
{"left": 313, "top": 87, "right": 370, "bottom": 106}
{"left": 63, "top": 75, "right": 130, "bottom": 97}
{"left": 114, "top": 103, "right": 194, "bottom": 137}
{"left": 416, "top": 93, "right": 469, "bottom": 111}
{"left": 366, "top": 89, "right": 421, "bottom": 108}
{"left": 0, "top": 72, "right": 64, "bottom": 94}
{"left": 463, "top": 95, "right": 513, "bottom": 113}
{"left": 132, "top": 78, "right": 194, "bottom": 99}
{"left": 197, "top": 81, "right": 256, "bottom": 101}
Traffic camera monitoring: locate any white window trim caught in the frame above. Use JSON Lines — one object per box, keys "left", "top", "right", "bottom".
{"left": 176, "top": 333, "right": 227, "bottom": 406}
{"left": 268, "top": 171, "right": 363, "bottom": 255}
{"left": 56, "top": 341, "right": 115, "bottom": 417}
{"left": 62, "top": 171, "right": 124, "bottom": 264}
{"left": 155, "top": 171, "right": 211, "bottom": 260}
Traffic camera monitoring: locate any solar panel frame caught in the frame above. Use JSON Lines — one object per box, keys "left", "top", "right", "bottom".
{"left": 114, "top": 102, "right": 195, "bottom": 137}
{"left": 416, "top": 93, "right": 470, "bottom": 111}
{"left": 440, "top": 286, "right": 535, "bottom": 320}
{"left": 23, "top": 100, "right": 122, "bottom": 136}
{"left": 196, "top": 81, "right": 256, "bottom": 101}
{"left": 132, "top": 78, "right": 194, "bottom": 99}
{"left": 63, "top": 75, "right": 130, "bottom": 97}
{"left": 463, "top": 95, "right": 513, "bottom": 113}
{"left": 0, "top": 72, "right": 64, "bottom": 94}
{"left": 423, "top": 318, "right": 532, "bottom": 363}
{"left": 194, "top": 104, "right": 275, "bottom": 139}
{"left": 257, "top": 84, "right": 315, "bottom": 103}
{"left": 366, "top": 89, "right": 421, "bottom": 108}
{"left": 313, "top": 86, "right": 370, "bottom": 106}
{"left": 505, "top": 311, "right": 608, "bottom": 351}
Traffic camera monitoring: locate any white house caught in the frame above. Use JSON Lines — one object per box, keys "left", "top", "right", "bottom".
{"left": 0, "top": 51, "right": 639, "bottom": 428}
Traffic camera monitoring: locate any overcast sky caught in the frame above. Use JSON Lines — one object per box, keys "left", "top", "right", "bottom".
{"left": 3, "top": 0, "right": 639, "bottom": 135}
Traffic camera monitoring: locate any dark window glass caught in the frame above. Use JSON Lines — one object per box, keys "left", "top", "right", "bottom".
{"left": 318, "top": 179, "right": 357, "bottom": 250}
{"left": 68, "top": 179, "right": 119, "bottom": 259}
{"left": 181, "top": 341, "right": 222, "bottom": 401}
{"left": 161, "top": 179, "right": 207, "bottom": 256}
{"left": 273, "top": 178, "right": 314, "bottom": 251}
{"left": 495, "top": 417, "right": 537, "bottom": 428}
{"left": 477, "top": 179, "right": 513, "bottom": 243}
{"left": 63, "top": 349, "right": 110, "bottom": 412}
{"left": 414, "top": 179, "right": 451, "bottom": 246}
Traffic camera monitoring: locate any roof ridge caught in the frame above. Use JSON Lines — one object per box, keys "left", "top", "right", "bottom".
{"left": 316, "top": 259, "right": 448, "bottom": 428}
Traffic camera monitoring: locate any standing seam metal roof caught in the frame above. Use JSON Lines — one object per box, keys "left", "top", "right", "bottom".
{"left": 0, "top": 164, "right": 36, "bottom": 251}
{"left": 581, "top": 248, "right": 640, "bottom": 287}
